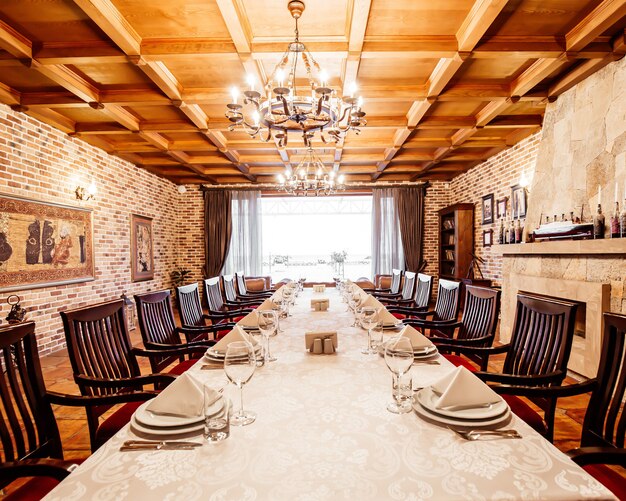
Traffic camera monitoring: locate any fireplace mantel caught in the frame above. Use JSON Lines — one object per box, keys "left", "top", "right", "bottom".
{"left": 493, "top": 239, "right": 626, "bottom": 256}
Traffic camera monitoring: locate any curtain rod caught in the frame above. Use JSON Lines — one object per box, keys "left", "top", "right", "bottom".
{"left": 200, "top": 181, "right": 430, "bottom": 192}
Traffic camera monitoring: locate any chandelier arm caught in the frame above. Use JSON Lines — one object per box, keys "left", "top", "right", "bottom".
{"left": 280, "top": 95, "right": 291, "bottom": 116}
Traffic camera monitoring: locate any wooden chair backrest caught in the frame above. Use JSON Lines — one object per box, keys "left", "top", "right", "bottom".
{"left": 581, "top": 312, "right": 626, "bottom": 449}
{"left": 222, "top": 274, "right": 238, "bottom": 302}
{"left": 0, "top": 322, "right": 62, "bottom": 473}
{"left": 433, "top": 279, "right": 461, "bottom": 321}
{"left": 203, "top": 277, "right": 226, "bottom": 313}
{"left": 235, "top": 271, "right": 248, "bottom": 295}
{"left": 135, "top": 290, "right": 183, "bottom": 372}
{"left": 457, "top": 285, "right": 501, "bottom": 344}
{"left": 400, "top": 271, "right": 417, "bottom": 300}
{"left": 414, "top": 273, "right": 433, "bottom": 308}
{"left": 177, "top": 282, "right": 209, "bottom": 326}
{"left": 60, "top": 299, "right": 140, "bottom": 397}
{"left": 390, "top": 269, "right": 402, "bottom": 294}
{"left": 504, "top": 293, "right": 577, "bottom": 380}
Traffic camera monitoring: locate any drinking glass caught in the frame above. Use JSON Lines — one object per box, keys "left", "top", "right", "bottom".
{"left": 204, "top": 386, "right": 230, "bottom": 442}
{"left": 224, "top": 341, "right": 256, "bottom": 426}
{"left": 384, "top": 336, "right": 414, "bottom": 414}
{"left": 258, "top": 310, "right": 278, "bottom": 363}
{"left": 369, "top": 324, "right": 384, "bottom": 352}
{"left": 348, "top": 293, "right": 362, "bottom": 326}
{"left": 360, "top": 307, "right": 379, "bottom": 354}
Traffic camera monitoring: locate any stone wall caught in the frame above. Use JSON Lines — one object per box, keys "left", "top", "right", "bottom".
{"left": 0, "top": 104, "right": 183, "bottom": 355}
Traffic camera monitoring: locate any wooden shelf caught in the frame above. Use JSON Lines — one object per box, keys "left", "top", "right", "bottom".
{"left": 492, "top": 238, "right": 626, "bottom": 256}
{"left": 438, "top": 203, "right": 474, "bottom": 280}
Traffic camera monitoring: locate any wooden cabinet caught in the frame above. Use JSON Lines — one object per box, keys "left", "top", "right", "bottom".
{"left": 438, "top": 203, "right": 474, "bottom": 280}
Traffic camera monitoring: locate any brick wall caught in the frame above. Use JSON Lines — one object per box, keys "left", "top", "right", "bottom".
{"left": 0, "top": 103, "right": 183, "bottom": 355}
{"left": 177, "top": 186, "right": 205, "bottom": 285}
{"left": 422, "top": 181, "right": 451, "bottom": 295}
{"left": 447, "top": 132, "right": 541, "bottom": 286}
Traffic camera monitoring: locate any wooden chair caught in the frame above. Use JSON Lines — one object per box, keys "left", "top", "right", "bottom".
{"left": 505, "top": 312, "right": 626, "bottom": 499}
{"left": 201, "top": 278, "right": 255, "bottom": 323}
{"left": 0, "top": 322, "right": 79, "bottom": 498}
{"left": 407, "top": 285, "right": 501, "bottom": 367}
{"left": 390, "top": 278, "right": 460, "bottom": 322}
{"left": 235, "top": 271, "right": 274, "bottom": 299}
{"left": 135, "top": 289, "right": 224, "bottom": 373}
{"left": 438, "top": 293, "right": 578, "bottom": 442}
{"left": 222, "top": 274, "right": 264, "bottom": 308}
{"left": 60, "top": 299, "right": 207, "bottom": 451}
{"left": 365, "top": 268, "right": 402, "bottom": 296}
{"left": 377, "top": 271, "right": 417, "bottom": 305}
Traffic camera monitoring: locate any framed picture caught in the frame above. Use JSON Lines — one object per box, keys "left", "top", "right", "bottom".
{"left": 483, "top": 229, "right": 493, "bottom": 247}
{"left": 0, "top": 194, "right": 94, "bottom": 292}
{"left": 131, "top": 214, "right": 154, "bottom": 282}
{"left": 511, "top": 184, "right": 527, "bottom": 219}
{"left": 481, "top": 194, "right": 495, "bottom": 225}
{"left": 496, "top": 197, "right": 508, "bottom": 219}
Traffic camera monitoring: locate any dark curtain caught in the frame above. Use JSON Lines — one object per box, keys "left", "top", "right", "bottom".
{"left": 204, "top": 190, "right": 232, "bottom": 277}
{"left": 395, "top": 185, "right": 428, "bottom": 272}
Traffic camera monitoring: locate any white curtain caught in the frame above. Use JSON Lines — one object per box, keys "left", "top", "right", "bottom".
{"left": 371, "top": 188, "right": 404, "bottom": 277}
{"left": 223, "top": 190, "right": 262, "bottom": 276}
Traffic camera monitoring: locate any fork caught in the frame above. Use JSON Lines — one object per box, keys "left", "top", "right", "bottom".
{"left": 447, "top": 427, "right": 522, "bottom": 440}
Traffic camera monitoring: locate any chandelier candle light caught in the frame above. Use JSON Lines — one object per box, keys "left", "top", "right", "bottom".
{"left": 225, "top": 0, "right": 366, "bottom": 196}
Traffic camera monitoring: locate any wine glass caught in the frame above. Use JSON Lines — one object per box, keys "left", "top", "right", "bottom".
{"left": 360, "top": 307, "right": 379, "bottom": 354}
{"left": 348, "top": 293, "right": 362, "bottom": 326}
{"left": 224, "top": 341, "right": 257, "bottom": 426}
{"left": 258, "top": 310, "right": 278, "bottom": 363}
{"left": 384, "top": 336, "right": 414, "bottom": 414}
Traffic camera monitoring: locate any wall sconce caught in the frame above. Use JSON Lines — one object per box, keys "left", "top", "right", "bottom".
{"left": 75, "top": 180, "right": 97, "bottom": 201}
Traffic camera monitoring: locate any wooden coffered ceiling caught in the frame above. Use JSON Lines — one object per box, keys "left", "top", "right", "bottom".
{"left": 0, "top": 0, "right": 624, "bottom": 185}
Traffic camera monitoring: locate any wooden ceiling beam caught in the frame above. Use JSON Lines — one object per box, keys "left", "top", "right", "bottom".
{"left": 204, "top": 130, "right": 256, "bottom": 181}
{"left": 100, "top": 104, "right": 140, "bottom": 131}
{"left": 130, "top": 58, "right": 182, "bottom": 100}
{"left": 141, "top": 38, "right": 236, "bottom": 56}
{"left": 0, "top": 82, "right": 20, "bottom": 106}
{"left": 137, "top": 131, "right": 170, "bottom": 150}
{"left": 406, "top": 99, "right": 433, "bottom": 128}
{"left": 27, "top": 108, "right": 76, "bottom": 134}
{"left": 35, "top": 42, "right": 126, "bottom": 65}
{"left": 0, "top": 19, "right": 32, "bottom": 59}
{"left": 548, "top": 54, "right": 621, "bottom": 97}
{"left": 341, "top": 0, "right": 372, "bottom": 96}
{"left": 509, "top": 54, "right": 571, "bottom": 96}
{"left": 72, "top": 0, "right": 142, "bottom": 56}
{"left": 475, "top": 99, "right": 511, "bottom": 127}
{"left": 456, "top": 0, "right": 510, "bottom": 52}
{"left": 31, "top": 62, "right": 100, "bottom": 103}
{"left": 487, "top": 115, "right": 543, "bottom": 127}
{"left": 566, "top": 0, "right": 626, "bottom": 52}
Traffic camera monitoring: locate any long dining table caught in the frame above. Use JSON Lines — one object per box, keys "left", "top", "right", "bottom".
{"left": 45, "top": 288, "right": 615, "bottom": 500}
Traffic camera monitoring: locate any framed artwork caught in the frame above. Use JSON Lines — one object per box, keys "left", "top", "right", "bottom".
{"left": 483, "top": 229, "right": 493, "bottom": 247}
{"left": 496, "top": 197, "right": 508, "bottom": 219}
{"left": 481, "top": 194, "right": 495, "bottom": 225}
{"left": 0, "top": 194, "right": 94, "bottom": 292}
{"left": 511, "top": 184, "right": 527, "bottom": 219}
{"left": 131, "top": 214, "right": 154, "bottom": 282}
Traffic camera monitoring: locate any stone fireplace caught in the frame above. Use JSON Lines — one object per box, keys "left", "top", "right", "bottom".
{"left": 497, "top": 239, "right": 618, "bottom": 377}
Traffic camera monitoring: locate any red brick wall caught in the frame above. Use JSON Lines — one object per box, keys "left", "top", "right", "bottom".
{"left": 423, "top": 181, "right": 451, "bottom": 296}
{"left": 0, "top": 104, "right": 182, "bottom": 355}
{"left": 177, "top": 186, "right": 205, "bottom": 285}
{"left": 448, "top": 132, "right": 541, "bottom": 286}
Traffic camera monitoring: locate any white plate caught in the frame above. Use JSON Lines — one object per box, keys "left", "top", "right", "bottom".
{"left": 416, "top": 386, "right": 508, "bottom": 420}
{"left": 130, "top": 415, "right": 205, "bottom": 437}
{"left": 134, "top": 396, "right": 224, "bottom": 429}
{"left": 378, "top": 344, "right": 438, "bottom": 359}
{"left": 206, "top": 346, "right": 262, "bottom": 359}
{"left": 412, "top": 397, "right": 512, "bottom": 428}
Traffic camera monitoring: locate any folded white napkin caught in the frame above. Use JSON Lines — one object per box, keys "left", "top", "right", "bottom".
{"left": 271, "top": 289, "right": 283, "bottom": 302}
{"left": 398, "top": 324, "right": 433, "bottom": 350}
{"left": 431, "top": 366, "right": 501, "bottom": 410}
{"left": 361, "top": 294, "right": 385, "bottom": 310}
{"left": 213, "top": 325, "right": 259, "bottom": 352}
{"left": 360, "top": 294, "right": 397, "bottom": 325}
{"left": 146, "top": 372, "right": 206, "bottom": 418}
{"left": 237, "top": 310, "right": 258, "bottom": 328}
{"left": 257, "top": 298, "right": 275, "bottom": 311}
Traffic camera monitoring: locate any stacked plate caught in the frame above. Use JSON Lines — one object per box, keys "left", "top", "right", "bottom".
{"left": 412, "top": 386, "right": 511, "bottom": 428}
{"left": 382, "top": 321, "right": 403, "bottom": 331}
{"left": 240, "top": 325, "right": 260, "bottom": 334}
{"left": 204, "top": 344, "right": 263, "bottom": 363}
{"left": 130, "top": 397, "right": 224, "bottom": 436}
{"left": 379, "top": 341, "right": 439, "bottom": 360}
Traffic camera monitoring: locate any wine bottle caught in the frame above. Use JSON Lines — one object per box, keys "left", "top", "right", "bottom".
{"left": 621, "top": 199, "right": 626, "bottom": 238}
{"left": 610, "top": 202, "right": 620, "bottom": 238}
{"left": 509, "top": 219, "right": 515, "bottom": 244}
{"left": 593, "top": 204, "right": 605, "bottom": 239}
{"left": 498, "top": 218, "right": 504, "bottom": 244}
{"left": 514, "top": 219, "right": 521, "bottom": 243}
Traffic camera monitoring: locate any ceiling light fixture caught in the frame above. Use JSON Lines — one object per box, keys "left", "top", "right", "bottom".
{"left": 277, "top": 147, "right": 345, "bottom": 196}
{"left": 224, "top": 0, "right": 366, "bottom": 149}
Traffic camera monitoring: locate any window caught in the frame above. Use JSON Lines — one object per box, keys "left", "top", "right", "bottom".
{"left": 261, "top": 196, "right": 372, "bottom": 282}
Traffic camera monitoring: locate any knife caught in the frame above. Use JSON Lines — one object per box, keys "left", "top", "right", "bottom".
{"left": 439, "top": 400, "right": 502, "bottom": 412}
{"left": 121, "top": 440, "right": 202, "bottom": 451}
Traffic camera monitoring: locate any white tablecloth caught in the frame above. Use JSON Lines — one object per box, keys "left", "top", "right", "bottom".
{"left": 45, "top": 289, "right": 615, "bottom": 500}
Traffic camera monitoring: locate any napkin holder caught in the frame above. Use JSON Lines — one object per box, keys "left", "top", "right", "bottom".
{"left": 313, "top": 284, "right": 326, "bottom": 293}
{"left": 310, "top": 298, "right": 329, "bottom": 311}
{"left": 305, "top": 331, "right": 338, "bottom": 354}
